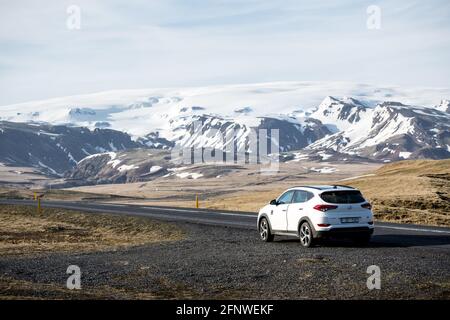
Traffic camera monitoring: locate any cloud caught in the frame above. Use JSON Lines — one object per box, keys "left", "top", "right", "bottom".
{"left": 0, "top": 0, "right": 449, "bottom": 105}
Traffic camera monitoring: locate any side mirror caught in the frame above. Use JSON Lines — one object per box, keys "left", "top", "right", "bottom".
{"left": 270, "top": 199, "right": 278, "bottom": 206}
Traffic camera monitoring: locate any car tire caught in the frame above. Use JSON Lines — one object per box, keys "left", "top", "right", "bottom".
{"left": 299, "top": 221, "right": 314, "bottom": 248}
{"left": 259, "top": 218, "right": 274, "bottom": 242}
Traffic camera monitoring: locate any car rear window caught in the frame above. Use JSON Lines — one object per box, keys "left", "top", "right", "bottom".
{"left": 320, "top": 190, "right": 365, "bottom": 204}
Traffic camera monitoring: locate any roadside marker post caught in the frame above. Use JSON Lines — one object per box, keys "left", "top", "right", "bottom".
{"left": 35, "top": 193, "right": 44, "bottom": 214}
{"left": 196, "top": 194, "right": 199, "bottom": 208}
{"left": 37, "top": 197, "right": 41, "bottom": 214}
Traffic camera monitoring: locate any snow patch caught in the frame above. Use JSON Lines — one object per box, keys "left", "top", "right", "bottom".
{"left": 79, "top": 152, "right": 116, "bottom": 164}
{"left": 107, "top": 159, "right": 122, "bottom": 168}
{"left": 399, "top": 151, "right": 412, "bottom": 159}
{"left": 309, "top": 167, "right": 337, "bottom": 174}
{"left": 37, "top": 161, "right": 59, "bottom": 175}
{"left": 117, "top": 164, "right": 139, "bottom": 172}
{"left": 167, "top": 166, "right": 189, "bottom": 172}
{"left": 176, "top": 172, "right": 203, "bottom": 179}
{"left": 318, "top": 152, "right": 332, "bottom": 160}
{"left": 67, "top": 152, "right": 77, "bottom": 164}
{"left": 108, "top": 142, "right": 118, "bottom": 151}
{"left": 149, "top": 165, "right": 163, "bottom": 173}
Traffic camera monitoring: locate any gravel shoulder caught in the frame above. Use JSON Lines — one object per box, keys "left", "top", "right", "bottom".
{"left": 1, "top": 220, "right": 449, "bottom": 299}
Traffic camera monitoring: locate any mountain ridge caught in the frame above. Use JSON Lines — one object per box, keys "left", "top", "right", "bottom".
{"left": 1, "top": 82, "right": 449, "bottom": 175}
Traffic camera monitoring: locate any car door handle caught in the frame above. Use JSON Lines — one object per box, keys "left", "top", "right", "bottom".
{"left": 282, "top": 209, "right": 287, "bottom": 212}
{"left": 299, "top": 208, "right": 303, "bottom": 210}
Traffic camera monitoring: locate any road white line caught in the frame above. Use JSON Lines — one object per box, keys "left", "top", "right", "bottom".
{"left": 98, "top": 203, "right": 126, "bottom": 207}
{"left": 377, "top": 225, "right": 450, "bottom": 234}
{"left": 215, "top": 212, "right": 257, "bottom": 218}
{"left": 132, "top": 205, "right": 257, "bottom": 218}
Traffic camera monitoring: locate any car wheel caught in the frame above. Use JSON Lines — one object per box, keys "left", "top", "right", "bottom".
{"left": 299, "top": 221, "right": 314, "bottom": 247}
{"left": 259, "top": 218, "right": 274, "bottom": 242}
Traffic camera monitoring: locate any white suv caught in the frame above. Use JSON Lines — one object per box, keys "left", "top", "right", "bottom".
{"left": 257, "top": 185, "right": 374, "bottom": 247}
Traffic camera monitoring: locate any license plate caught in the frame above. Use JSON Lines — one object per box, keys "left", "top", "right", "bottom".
{"left": 341, "top": 217, "right": 359, "bottom": 224}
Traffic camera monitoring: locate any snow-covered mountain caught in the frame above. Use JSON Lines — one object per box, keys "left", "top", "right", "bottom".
{"left": 309, "top": 96, "right": 370, "bottom": 132}
{"left": 1, "top": 81, "right": 449, "bottom": 138}
{"left": 1, "top": 81, "right": 449, "bottom": 175}
{"left": 307, "top": 99, "right": 450, "bottom": 161}
{"left": 0, "top": 121, "right": 140, "bottom": 175}
{"left": 169, "top": 114, "right": 330, "bottom": 153}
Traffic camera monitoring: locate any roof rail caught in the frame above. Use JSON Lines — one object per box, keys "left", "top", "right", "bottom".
{"left": 331, "top": 185, "right": 355, "bottom": 189}
{"left": 288, "top": 185, "right": 356, "bottom": 191}
{"left": 288, "top": 186, "right": 324, "bottom": 190}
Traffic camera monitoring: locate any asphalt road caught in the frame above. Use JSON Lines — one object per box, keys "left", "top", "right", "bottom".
{"left": 1, "top": 199, "right": 450, "bottom": 249}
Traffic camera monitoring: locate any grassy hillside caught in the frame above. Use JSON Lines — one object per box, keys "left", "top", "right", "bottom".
{"left": 345, "top": 159, "right": 450, "bottom": 226}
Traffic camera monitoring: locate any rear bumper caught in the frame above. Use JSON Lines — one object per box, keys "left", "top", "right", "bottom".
{"left": 314, "top": 227, "right": 374, "bottom": 238}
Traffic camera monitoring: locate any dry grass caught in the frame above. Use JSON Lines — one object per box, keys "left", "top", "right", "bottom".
{"left": 342, "top": 160, "right": 450, "bottom": 226}
{"left": 0, "top": 188, "right": 141, "bottom": 201}
{"left": 0, "top": 205, "right": 184, "bottom": 256}
{"left": 0, "top": 276, "right": 155, "bottom": 300}
{"left": 0, "top": 274, "right": 262, "bottom": 300}
{"left": 0, "top": 275, "right": 200, "bottom": 300}
{"left": 199, "top": 188, "right": 286, "bottom": 212}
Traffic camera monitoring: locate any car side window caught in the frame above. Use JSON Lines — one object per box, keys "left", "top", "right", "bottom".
{"left": 277, "top": 191, "right": 294, "bottom": 204}
{"left": 293, "top": 191, "right": 314, "bottom": 203}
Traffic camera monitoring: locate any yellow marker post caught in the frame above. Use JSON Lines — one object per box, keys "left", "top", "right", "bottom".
{"left": 37, "top": 197, "right": 41, "bottom": 214}
{"left": 34, "top": 192, "right": 37, "bottom": 200}
{"left": 195, "top": 194, "right": 199, "bottom": 208}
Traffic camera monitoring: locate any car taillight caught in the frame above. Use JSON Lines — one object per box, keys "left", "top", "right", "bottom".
{"left": 313, "top": 204, "right": 338, "bottom": 212}
{"left": 361, "top": 203, "right": 372, "bottom": 210}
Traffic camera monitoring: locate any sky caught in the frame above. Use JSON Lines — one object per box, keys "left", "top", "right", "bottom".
{"left": 0, "top": 0, "right": 449, "bottom": 105}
